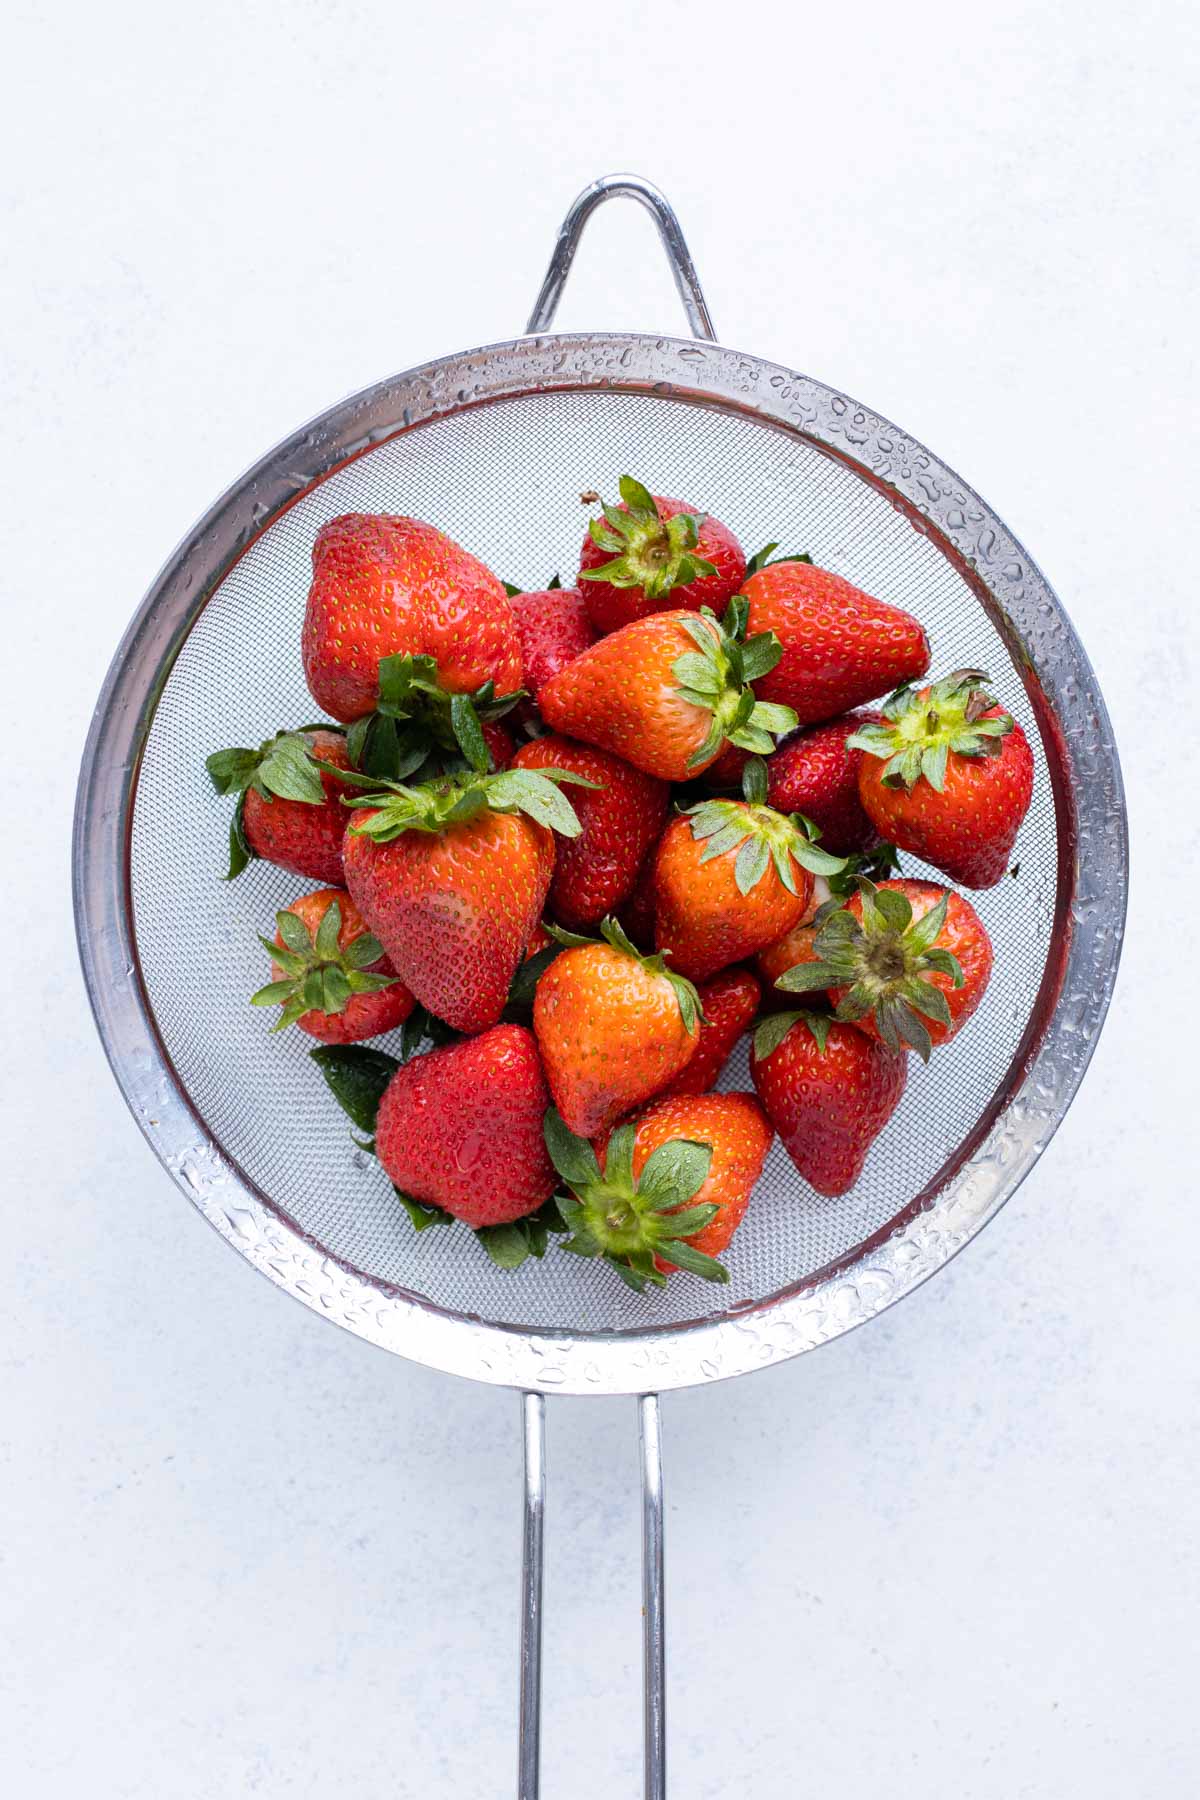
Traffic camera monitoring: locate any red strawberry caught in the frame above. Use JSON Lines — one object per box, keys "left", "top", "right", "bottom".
{"left": 659, "top": 968, "right": 762, "bottom": 1096}
{"left": 342, "top": 762, "right": 589, "bottom": 1032}
{"left": 510, "top": 586, "right": 596, "bottom": 702}
{"left": 532, "top": 920, "right": 701, "bottom": 1137}
{"left": 850, "top": 671, "right": 1034, "bottom": 888}
{"left": 751, "top": 1010, "right": 907, "bottom": 1197}
{"left": 542, "top": 1091, "right": 770, "bottom": 1289}
{"left": 302, "top": 512, "right": 522, "bottom": 727}
{"left": 250, "top": 887, "right": 414, "bottom": 1043}
{"left": 480, "top": 719, "right": 515, "bottom": 770}
{"left": 763, "top": 711, "right": 882, "bottom": 852}
{"left": 654, "top": 762, "right": 846, "bottom": 981}
{"left": 616, "top": 854, "right": 659, "bottom": 952}
{"left": 578, "top": 476, "right": 746, "bottom": 634}
{"left": 511, "top": 736, "right": 668, "bottom": 931}
{"left": 205, "top": 727, "right": 352, "bottom": 882}
{"left": 539, "top": 606, "right": 796, "bottom": 782}
{"left": 776, "top": 877, "right": 992, "bottom": 1059}
{"left": 743, "top": 560, "right": 929, "bottom": 725}
{"left": 375, "top": 1024, "right": 556, "bottom": 1227}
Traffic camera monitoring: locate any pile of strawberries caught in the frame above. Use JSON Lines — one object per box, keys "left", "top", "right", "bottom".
{"left": 206, "top": 477, "right": 1034, "bottom": 1290}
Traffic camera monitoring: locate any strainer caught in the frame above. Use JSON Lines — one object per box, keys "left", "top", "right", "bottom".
{"left": 72, "top": 174, "right": 1128, "bottom": 1797}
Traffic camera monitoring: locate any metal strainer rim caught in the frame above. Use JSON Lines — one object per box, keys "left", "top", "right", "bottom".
{"left": 72, "top": 326, "right": 1127, "bottom": 1395}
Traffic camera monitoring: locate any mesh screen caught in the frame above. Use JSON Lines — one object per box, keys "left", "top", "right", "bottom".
{"left": 130, "top": 389, "right": 1057, "bottom": 1332}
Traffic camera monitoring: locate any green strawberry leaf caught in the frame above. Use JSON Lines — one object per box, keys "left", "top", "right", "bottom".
{"left": 224, "top": 796, "right": 252, "bottom": 881}
{"left": 477, "top": 1222, "right": 532, "bottom": 1269}
{"left": 309, "top": 1044, "right": 399, "bottom": 1135}
{"left": 397, "top": 1191, "right": 453, "bottom": 1231}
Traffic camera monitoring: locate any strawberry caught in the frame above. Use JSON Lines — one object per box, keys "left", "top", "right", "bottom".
{"left": 302, "top": 513, "right": 524, "bottom": 772}
{"left": 615, "top": 853, "right": 658, "bottom": 952}
{"left": 577, "top": 476, "right": 746, "bottom": 634}
{"left": 765, "top": 711, "right": 883, "bottom": 851}
{"left": 532, "top": 919, "right": 701, "bottom": 1137}
{"left": 774, "top": 877, "right": 992, "bottom": 1060}
{"left": 510, "top": 585, "right": 596, "bottom": 702}
{"left": 756, "top": 918, "right": 820, "bottom": 994}
{"left": 480, "top": 719, "right": 515, "bottom": 770}
{"left": 341, "top": 761, "right": 591, "bottom": 1033}
{"left": 743, "top": 560, "right": 929, "bottom": 725}
{"left": 543, "top": 1091, "right": 771, "bottom": 1289}
{"left": 539, "top": 603, "right": 797, "bottom": 782}
{"left": 375, "top": 1024, "right": 556, "bottom": 1227}
{"left": 653, "top": 758, "right": 846, "bottom": 981}
{"left": 511, "top": 735, "right": 668, "bottom": 931}
{"left": 660, "top": 968, "right": 762, "bottom": 1096}
{"left": 849, "top": 671, "right": 1034, "bottom": 888}
{"left": 250, "top": 887, "right": 414, "bottom": 1043}
{"left": 205, "top": 727, "right": 352, "bottom": 882}
{"left": 751, "top": 1010, "right": 907, "bottom": 1197}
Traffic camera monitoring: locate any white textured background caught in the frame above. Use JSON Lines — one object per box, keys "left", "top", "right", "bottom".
{"left": 3, "top": 2, "right": 1197, "bottom": 1795}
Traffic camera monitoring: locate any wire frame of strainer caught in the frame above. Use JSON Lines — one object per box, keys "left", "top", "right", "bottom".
{"left": 73, "top": 176, "right": 1127, "bottom": 1800}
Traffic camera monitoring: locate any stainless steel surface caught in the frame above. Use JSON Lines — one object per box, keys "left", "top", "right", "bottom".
{"left": 72, "top": 323, "right": 1126, "bottom": 1389}
{"left": 518, "top": 1392, "right": 545, "bottom": 1800}
{"left": 640, "top": 1396, "right": 666, "bottom": 1800}
{"left": 526, "top": 174, "right": 715, "bottom": 342}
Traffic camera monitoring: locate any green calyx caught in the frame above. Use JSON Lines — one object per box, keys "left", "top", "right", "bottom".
{"left": 774, "top": 878, "right": 964, "bottom": 1062}
{"left": 348, "top": 653, "right": 525, "bottom": 784}
{"left": 743, "top": 544, "right": 814, "bottom": 578}
{"left": 847, "top": 669, "right": 1014, "bottom": 793}
{"left": 206, "top": 726, "right": 342, "bottom": 880}
{"left": 752, "top": 1007, "right": 832, "bottom": 1062}
{"left": 251, "top": 899, "right": 397, "bottom": 1031}
{"left": 683, "top": 758, "right": 848, "bottom": 894}
{"left": 545, "top": 917, "right": 705, "bottom": 1034}
{"left": 673, "top": 597, "right": 798, "bottom": 769}
{"left": 579, "top": 475, "right": 718, "bottom": 600}
{"left": 544, "top": 1107, "right": 728, "bottom": 1292}
{"left": 344, "top": 763, "right": 599, "bottom": 844}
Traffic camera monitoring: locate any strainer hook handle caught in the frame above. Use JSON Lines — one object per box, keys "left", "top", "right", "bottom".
{"left": 517, "top": 1391, "right": 668, "bottom": 1799}
{"left": 525, "top": 173, "right": 716, "bottom": 342}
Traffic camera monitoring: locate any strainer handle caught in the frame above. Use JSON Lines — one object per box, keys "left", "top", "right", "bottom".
{"left": 525, "top": 173, "right": 716, "bottom": 342}
{"left": 517, "top": 1391, "right": 668, "bottom": 1800}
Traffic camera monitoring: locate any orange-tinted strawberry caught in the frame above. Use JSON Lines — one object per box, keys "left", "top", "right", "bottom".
{"left": 302, "top": 513, "right": 522, "bottom": 725}
{"left": 654, "top": 761, "right": 846, "bottom": 981}
{"left": 250, "top": 887, "right": 414, "bottom": 1043}
{"left": 205, "top": 727, "right": 352, "bottom": 882}
{"left": 342, "top": 762, "right": 589, "bottom": 1033}
{"left": 744, "top": 561, "right": 929, "bottom": 725}
{"left": 850, "top": 672, "right": 1034, "bottom": 888}
{"left": 659, "top": 968, "right": 762, "bottom": 1097}
{"left": 375, "top": 1024, "right": 556, "bottom": 1227}
{"left": 578, "top": 477, "right": 746, "bottom": 634}
{"left": 539, "top": 605, "right": 797, "bottom": 782}
{"left": 532, "top": 920, "right": 701, "bottom": 1137}
{"left": 776, "top": 877, "right": 992, "bottom": 1059}
{"left": 510, "top": 586, "right": 596, "bottom": 701}
{"left": 512, "top": 735, "right": 668, "bottom": 931}
{"left": 756, "top": 919, "right": 821, "bottom": 994}
{"left": 751, "top": 1011, "right": 907, "bottom": 1197}
{"left": 542, "top": 1091, "right": 769, "bottom": 1289}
